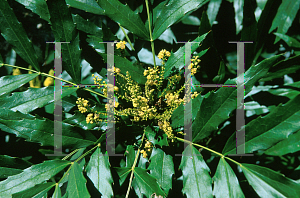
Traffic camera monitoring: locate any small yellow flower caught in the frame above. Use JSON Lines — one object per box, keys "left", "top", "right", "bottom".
{"left": 158, "top": 49, "right": 171, "bottom": 60}
{"left": 116, "top": 41, "right": 126, "bottom": 50}
{"left": 12, "top": 68, "right": 22, "bottom": 75}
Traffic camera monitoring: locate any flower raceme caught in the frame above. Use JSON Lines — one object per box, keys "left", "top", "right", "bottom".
{"left": 76, "top": 48, "right": 201, "bottom": 142}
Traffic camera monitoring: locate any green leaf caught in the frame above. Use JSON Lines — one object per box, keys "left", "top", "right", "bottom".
{"left": 66, "top": 0, "right": 104, "bottom": 15}
{"left": 152, "top": 0, "right": 209, "bottom": 40}
{"left": 63, "top": 111, "right": 100, "bottom": 130}
{"left": 259, "top": 55, "right": 300, "bottom": 82}
{"left": 0, "top": 160, "right": 70, "bottom": 197}
{"left": 233, "top": 0, "right": 244, "bottom": 34}
{"left": 12, "top": 182, "right": 55, "bottom": 198}
{"left": 86, "top": 148, "right": 114, "bottom": 197}
{"left": 0, "top": 87, "right": 77, "bottom": 114}
{"left": 15, "top": 0, "right": 50, "bottom": 22}
{"left": 72, "top": 14, "right": 103, "bottom": 37}
{"left": 274, "top": 33, "right": 300, "bottom": 48}
{"left": 264, "top": 130, "right": 300, "bottom": 156}
{"left": 269, "top": 0, "right": 300, "bottom": 43}
{"left": 114, "top": 167, "right": 131, "bottom": 186}
{"left": 241, "top": 163, "right": 300, "bottom": 198}
{"left": 99, "top": 53, "right": 146, "bottom": 85}
{"left": 0, "top": 74, "right": 39, "bottom": 97}
{"left": 67, "top": 162, "right": 90, "bottom": 198}
{"left": 0, "top": 108, "right": 96, "bottom": 149}
{"left": 52, "top": 184, "right": 62, "bottom": 198}
{"left": 46, "top": 0, "right": 81, "bottom": 84}
{"left": 179, "top": 144, "right": 213, "bottom": 198}
{"left": 192, "top": 54, "right": 283, "bottom": 143}
{"left": 132, "top": 167, "right": 165, "bottom": 198}
{"left": 125, "top": 145, "right": 135, "bottom": 168}
{"left": 171, "top": 93, "right": 204, "bottom": 130}
{"left": 0, "top": 1, "right": 40, "bottom": 71}
{"left": 207, "top": 0, "right": 222, "bottom": 25}
{"left": 148, "top": 148, "right": 174, "bottom": 195}
{"left": 97, "top": 0, "right": 149, "bottom": 40}
{"left": 212, "top": 158, "right": 244, "bottom": 198}
{"left": 223, "top": 94, "right": 300, "bottom": 155}
{"left": 0, "top": 155, "right": 32, "bottom": 179}
{"left": 145, "top": 126, "right": 169, "bottom": 147}
{"left": 163, "top": 33, "right": 209, "bottom": 79}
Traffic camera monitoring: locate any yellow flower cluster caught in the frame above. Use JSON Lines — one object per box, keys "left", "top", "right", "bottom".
{"left": 158, "top": 120, "right": 174, "bottom": 139}
{"left": 28, "top": 65, "right": 41, "bottom": 88}
{"left": 165, "top": 92, "right": 183, "bottom": 106}
{"left": 43, "top": 69, "right": 54, "bottom": 87}
{"left": 12, "top": 68, "right": 22, "bottom": 75}
{"left": 76, "top": 98, "right": 89, "bottom": 113}
{"left": 86, "top": 112, "right": 102, "bottom": 124}
{"left": 116, "top": 41, "right": 126, "bottom": 50}
{"left": 140, "top": 140, "right": 153, "bottom": 158}
{"left": 158, "top": 49, "right": 171, "bottom": 60}
{"left": 76, "top": 97, "right": 108, "bottom": 124}
{"left": 189, "top": 55, "right": 201, "bottom": 75}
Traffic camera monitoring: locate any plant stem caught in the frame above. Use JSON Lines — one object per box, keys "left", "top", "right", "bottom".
{"left": 3, "top": 63, "right": 107, "bottom": 98}
{"left": 119, "top": 24, "right": 135, "bottom": 51}
{"left": 75, "top": 143, "right": 100, "bottom": 163}
{"left": 125, "top": 132, "right": 146, "bottom": 198}
{"left": 145, "top": 0, "right": 156, "bottom": 68}
{"left": 62, "top": 149, "right": 79, "bottom": 160}
{"left": 175, "top": 136, "right": 242, "bottom": 166}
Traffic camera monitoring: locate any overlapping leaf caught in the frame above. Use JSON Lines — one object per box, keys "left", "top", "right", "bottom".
{"left": 12, "top": 182, "right": 55, "bottom": 198}
{"left": 269, "top": 0, "right": 300, "bottom": 43}
{"left": 0, "top": 1, "right": 40, "bottom": 71}
{"left": 0, "top": 155, "right": 32, "bottom": 179}
{"left": 192, "top": 54, "right": 283, "bottom": 143}
{"left": 264, "top": 130, "right": 300, "bottom": 156}
{"left": 0, "top": 108, "right": 96, "bottom": 149}
{"left": 15, "top": 0, "right": 50, "bottom": 22}
{"left": 145, "top": 126, "right": 168, "bottom": 147}
{"left": 66, "top": 0, "right": 104, "bottom": 15}
{"left": 97, "top": 0, "right": 149, "bottom": 40}
{"left": 52, "top": 184, "right": 62, "bottom": 198}
{"left": 86, "top": 148, "right": 114, "bottom": 198}
{"left": 148, "top": 148, "right": 174, "bottom": 195}
{"left": 132, "top": 167, "right": 165, "bottom": 198}
{"left": 152, "top": 0, "right": 209, "bottom": 40}
{"left": 241, "top": 163, "right": 300, "bottom": 198}
{"left": 179, "top": 144, "right": 213, "bottom": 198}
{"left": 163, "top": 33, "right": 209, "bottom": 79}
{"left": 0, "top": 160, "right": 70, "bottom": 197}
{"left": 212, "top": 158, "right": 244, "bottom": 198}
{"left": 67, "top": 162, "right": 90, "bottom": 198}
{"left": 0, "top": 87, "right": 77, "bottom": 114}
{"left": 0, "top": 74, "right": 39, "bottom": 97}
{"left": 223, "top": 94, "right": 300, "bottom": 155}
{"left": 46, "top": 0, "right": 81, "bottom": 84}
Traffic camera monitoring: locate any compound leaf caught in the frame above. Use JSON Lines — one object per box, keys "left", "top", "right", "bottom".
{"left": 0, "top": 1, "right": 40, "bottom": 71}
{"left": 86, "top": 148, "right": 114, "bottom": 198}
{"left": 12, "top": 182, "right": 55, "bottom": 198}
{"left": 0, "top": 108, "right": 96, "bottom": 149}
{"left": 193, "top": 54, "right": 283, "bottom": 143}
{"left": 264, "top": 130, "right": 300, "bottom": 156}
{"left": 213, "top": 158, "right": 244, "bottom": 198}
{"left": 66, "top": 0, "right": 104, "bottom": 15}
{"left": 241, "top": 163, "right": 300, "bottom": 198}
{"left": 97, "top": 0, "right": 149, "bottom": 40}
{"left": 0, "top": 160, "right": 70, "bottom": 197}
{"left": 179, "top": 144, "right": 213, "bottom": 198}
{"left": 223, "top": 94, "right": 300, "bottom": 155}
{"left": 67, "top": 162, "right": 90, "bottom": 198}
{"left": 269, "top": 0, "right": 300, "bottom": 44}
{"left": 148, "top": 148, "right": 174, "bottom": 195}
{"left": 132, "top": 167, "right": 165, "bottom": 198}
{"left": 0, "top": 74, "right": 39, "bottom": 97}
{"left": 153, "top": 0, "right": 209, "bottom": 40}
{"left": 0, "top": 87, "right": 77, "bottom": 114}
{"left": 47, "top": 0, "right": 81, "bottom": 84}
